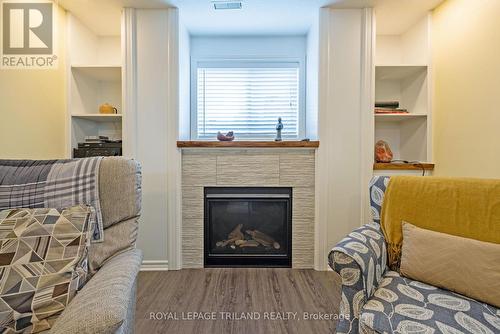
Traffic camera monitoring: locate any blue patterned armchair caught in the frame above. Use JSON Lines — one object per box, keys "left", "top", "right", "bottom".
{"left": 329, "top": 176, "right": 500, "bottom": 334}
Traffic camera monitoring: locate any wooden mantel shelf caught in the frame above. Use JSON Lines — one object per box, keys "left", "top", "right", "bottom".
{"left": 177, "top": 140, "right": 320, "bottom": 148}
{"left": 373, "top": 162, "right": 435, "bottom": 171}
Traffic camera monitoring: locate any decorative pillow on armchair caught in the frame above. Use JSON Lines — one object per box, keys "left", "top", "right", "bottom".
{"left": 400, "top": 222, "right": 500, "bottom": 308}
{"left": 0, "top": 205, "right": 92, "bottom": 333}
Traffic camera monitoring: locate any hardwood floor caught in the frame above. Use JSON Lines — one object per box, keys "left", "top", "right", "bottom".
{"left": 135, "top": 269, "right": 342, "bottom": 334}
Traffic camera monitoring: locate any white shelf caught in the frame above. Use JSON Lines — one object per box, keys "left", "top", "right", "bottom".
{"left": 66, "top": 14, "right": 123, "bottom": 157}
{"left": 375, "top": 113, "right": 427, "bottom": 123}
{"left": 376, "top": 65, "right": 427, "bottom": 81}
{"left": 374, "top": 15, "right": 432, "bottom": 166}
{"left": 72, "top": 114, "right": 122, "bottom": 122}
{"left": 71, "top": 65, "right": 121, "bottom": 81}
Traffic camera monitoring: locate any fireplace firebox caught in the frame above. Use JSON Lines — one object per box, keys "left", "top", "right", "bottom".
{"left": 204, "top": 187, "right": 292, "bottom": 267}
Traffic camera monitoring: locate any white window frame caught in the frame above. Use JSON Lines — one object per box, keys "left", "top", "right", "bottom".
{"left": 190, "top": 57, "right": 306, "bottom": 140}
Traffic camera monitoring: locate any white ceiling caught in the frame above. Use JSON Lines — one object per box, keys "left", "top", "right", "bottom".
{"left": 56, "top": 0, "right": 444, "bottom": 36}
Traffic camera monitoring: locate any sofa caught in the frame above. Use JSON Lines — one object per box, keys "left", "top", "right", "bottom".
{"left": 329, "top": 176, "right": 500, "bottom": 334}
{"left": 0, "top": 157, "right": 143, "bottom": 334}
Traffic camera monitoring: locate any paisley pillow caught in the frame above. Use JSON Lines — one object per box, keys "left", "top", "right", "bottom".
{"left": 0, "top": 205, "right": 92, "bottom": 333}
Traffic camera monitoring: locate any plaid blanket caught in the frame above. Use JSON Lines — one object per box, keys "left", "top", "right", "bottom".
{"left": 0, "top": 158, "right": 104, "bottom": 242}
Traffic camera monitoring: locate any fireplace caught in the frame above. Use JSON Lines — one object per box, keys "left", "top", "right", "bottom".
{"left": 204, "top": 187, "right": 292, "bottom": 267}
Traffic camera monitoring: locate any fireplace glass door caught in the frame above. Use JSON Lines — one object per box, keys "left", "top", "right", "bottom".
{"left": 204, "top": 187, "right": 292, "bottom": 267}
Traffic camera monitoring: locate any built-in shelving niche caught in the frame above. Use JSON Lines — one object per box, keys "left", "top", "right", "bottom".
{"left": 374, "top": 14, "right": 432, "bottom": 171}
{"left": 67, "top": 14, "right": 122, "bottom": 157}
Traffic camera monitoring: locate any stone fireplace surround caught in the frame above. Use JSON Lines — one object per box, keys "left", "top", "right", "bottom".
{"left": 181, "top": 148, "right": 316, "bottom": 269}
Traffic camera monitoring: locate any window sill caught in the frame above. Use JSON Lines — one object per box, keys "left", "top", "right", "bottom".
{"left": 176, "top": 140, "right": 319, "bottom": 148}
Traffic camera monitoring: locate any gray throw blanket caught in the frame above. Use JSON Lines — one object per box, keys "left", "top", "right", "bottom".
{"left": 0, "top": 158, "right": 104, "bottom": 242}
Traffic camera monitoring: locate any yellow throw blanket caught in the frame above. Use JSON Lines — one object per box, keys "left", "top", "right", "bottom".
{"left": 381, "top": 176, "right": 500, "bottom": 270}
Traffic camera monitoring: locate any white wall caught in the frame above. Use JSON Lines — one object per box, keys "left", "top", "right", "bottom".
{"left": 190, "top": 35, "right": 306, "bottom": 59}
{"left": 123, "top": 8, "right": 181, "bottom": 269}
{"left": 316, "top": 8, "right": 374, "bottom": 270}
{"left": 376, "top": 15, "right": 430, "bottom": 66}
{"left": 178, "top": 19, "right": 191, "bottom": 140}
{"left": 190, "top": 35, "right": 308, "bottom": 139}
{"left": 135, "top": 9, "right": 170, "bottom": 265}
{"left": 68, "top": 16, "right": 121, "bottom": 66}
{"left": 306, "top": 12, "right": 319, "bottom": 139}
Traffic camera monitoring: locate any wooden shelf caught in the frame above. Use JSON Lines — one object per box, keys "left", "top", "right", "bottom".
{"left": 373, "top": 162, "right": 434, "bottom": 171}
{"left": 177, "top": 141, "right": 320, "bottom": 148}
{"left": 71, "top": 65, "right": 121, "bottom": 81}
{"left": 72, "top": 114, "right": 122, "bottom": 122}
{"left": 375, "top": 113, "right": 427, "bottom": 122}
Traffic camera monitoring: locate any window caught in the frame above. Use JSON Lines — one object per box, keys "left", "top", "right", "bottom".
{"left": 193, "top": 60, "right": 304, "bottom": 140}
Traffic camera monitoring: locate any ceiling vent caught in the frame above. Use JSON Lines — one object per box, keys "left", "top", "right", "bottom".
{"left": 213, "top": 1, "right": 242, "bottom": 10}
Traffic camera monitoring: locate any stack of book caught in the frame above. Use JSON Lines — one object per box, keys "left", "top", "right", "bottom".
{"left": 84, "top": 136, "right": 122, "bottom": 144}
{"left": 84, "top": 136, "right": 109, "bottom": 143}
{"left": 374, "top": 101, "right": 408, "bottom": 114}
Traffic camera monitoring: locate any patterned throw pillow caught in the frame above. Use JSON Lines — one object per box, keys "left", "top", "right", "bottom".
{"left": 0, "top": 205, "right": 92, "bottom": 333}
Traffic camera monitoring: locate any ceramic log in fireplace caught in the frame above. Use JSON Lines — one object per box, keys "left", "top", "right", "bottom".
{"left": 204, "top": 187, "right": 292, "bottom": 267}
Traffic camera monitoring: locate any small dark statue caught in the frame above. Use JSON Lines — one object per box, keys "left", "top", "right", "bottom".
{"left": 275, "top": 117, "right": 283, "bottom": 141}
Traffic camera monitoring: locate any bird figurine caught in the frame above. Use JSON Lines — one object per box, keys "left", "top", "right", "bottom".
{"left": 217, "top": 131, "right": 235, "bottom": 141}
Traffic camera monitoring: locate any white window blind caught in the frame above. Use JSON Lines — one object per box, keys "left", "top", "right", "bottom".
{"left": 195, "top": 62, "right": 300, "bottom": 140}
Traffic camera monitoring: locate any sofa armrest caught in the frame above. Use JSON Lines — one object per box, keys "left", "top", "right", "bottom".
{"left": 328, "top": 223, "right": 387, "bottom": 334}
{"left": 49, "top": 249, "right": 143, "bottom": 334}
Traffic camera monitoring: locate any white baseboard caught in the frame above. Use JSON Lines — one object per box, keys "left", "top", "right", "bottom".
{"left": 141, "top": 260, "right": 169, "bottom": 271}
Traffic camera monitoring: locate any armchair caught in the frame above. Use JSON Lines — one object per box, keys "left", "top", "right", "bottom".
{"left": 329, "top": 176, "right": 500, "bottom": 334}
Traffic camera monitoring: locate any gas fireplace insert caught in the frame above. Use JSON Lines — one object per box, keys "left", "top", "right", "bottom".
{"left": 204, "top": 187, "right": 292, "bottom": 267}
